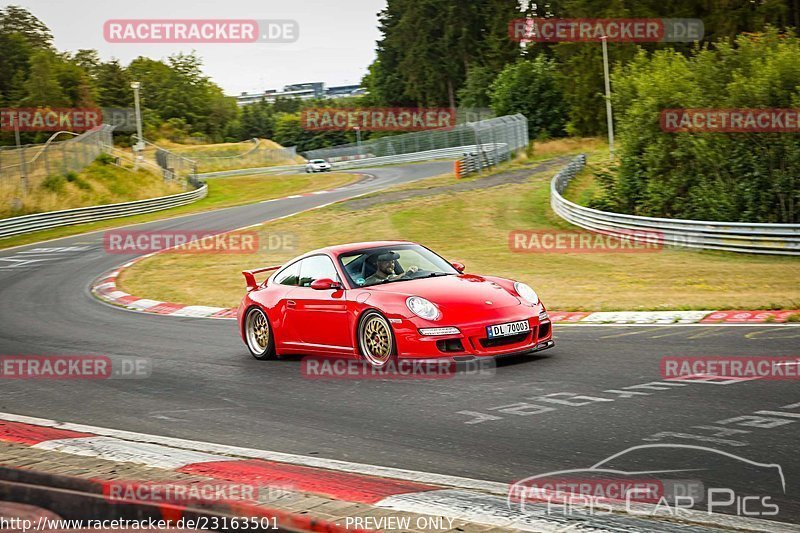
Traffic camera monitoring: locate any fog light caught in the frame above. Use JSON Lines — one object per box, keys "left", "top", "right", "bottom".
{"left": 419, "top": 327, "right": 460, "bottom": 336}
{"left": 539, "top": 310, "right": 549, "bottom": 322}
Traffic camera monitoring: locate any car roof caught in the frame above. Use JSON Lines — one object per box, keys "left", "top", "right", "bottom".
{"left": 304, "top": 240, "right": 414, "bottom": 257}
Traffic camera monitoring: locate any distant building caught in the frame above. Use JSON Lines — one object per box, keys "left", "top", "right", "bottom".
{"left": 324, "top": 84, "right": 363, "bottom": 98}
{"left": 234, "top": 82, "right": 364, "bottom": 106}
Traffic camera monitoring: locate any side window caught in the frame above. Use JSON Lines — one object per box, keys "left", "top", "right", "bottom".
{"left": 273, "top": 261, "right": 300, "bottom": 286}
{"left": 297, "top": 255, "right": 339, "bottom": 287}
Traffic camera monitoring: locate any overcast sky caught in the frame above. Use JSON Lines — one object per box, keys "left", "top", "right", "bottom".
{"left": 12, "top": 0, "right": 386, "bottom": 95}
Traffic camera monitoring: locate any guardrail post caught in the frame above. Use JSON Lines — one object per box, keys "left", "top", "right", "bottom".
{"left": 61, "top": 142, "right": 68, "bottom": 174}
{"left": 43, "top": 144, "right": 50, "bottom": 178}
{"left": 18, "top": 145, "right": 28, "bottom": 196}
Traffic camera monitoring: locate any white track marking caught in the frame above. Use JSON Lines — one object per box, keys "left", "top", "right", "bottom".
{"left": 127, "top": 299, "right": 161, "bottom": 310}
{"left": 581, "top": 310, "right": 714, "bottom": 324}
{"left": 0, "top": 411, "right": 507, "bottom": 494}
{"left": 2, "top": 412, "right": 796, "bottom": 532}
{"left": 172, "top": 305, "right": 226, "bottom": 317}
{"left": 557, "top": 323, "right": 800, "bottom": 328}
{"left": 33, "top": 436, "right": 227, "bottom": 469}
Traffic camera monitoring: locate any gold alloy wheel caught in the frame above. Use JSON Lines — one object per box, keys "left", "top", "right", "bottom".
{"left": 246, "top": 308, "right": 271, "bottom": 355}
{"left": 360, "top": 313, "right": 393, "bottom": 367}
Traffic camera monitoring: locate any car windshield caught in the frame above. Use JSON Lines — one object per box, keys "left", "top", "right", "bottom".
{"left": 339, "top": 244, "right": 458, "bottom": 288}
{"left": 310, "top": 159, "right": 326, "bottom": 164}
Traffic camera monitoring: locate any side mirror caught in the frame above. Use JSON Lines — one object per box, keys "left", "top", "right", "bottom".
{"left": 451, "top": 261, "right": 465, "bottom": 273}
{"left": 310, "top": 278, "right": 343, "bottom": 290}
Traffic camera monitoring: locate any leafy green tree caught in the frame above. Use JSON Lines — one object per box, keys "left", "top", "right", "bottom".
{"left": 367, "top": 0, "right": 521, "bottom": 107}
{"left": 94, "top": 60, "right": 131, "bottom": 107}
{"left": 489, "top": 56, "right": 567, "bottom": 138}
{"left": 22, "top": 51, "right": 67, "bottom": 106}
{"left": 457, "top": 66, "right": 495, "bottom": 108}
{"left": 0, "top": 31, "right": 31, "bottom": 106}
{"left": 0, "top": 5, "right": 53, "bottom": 49}
{"left": 604, "top": 30, "right": 800, "bottom": 223}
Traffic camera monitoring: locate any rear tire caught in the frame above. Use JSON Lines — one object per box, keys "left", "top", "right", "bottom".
{"left": 357, "top": 310, "right": 396, "bottom": 368}
{"left": 244, "top": 307, "right": 276, "bottom": 360}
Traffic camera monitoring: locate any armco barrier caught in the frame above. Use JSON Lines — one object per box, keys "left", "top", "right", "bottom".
{"left": 0, "top": 184, "right": 208, "bottom": 239}
{"left": 551, "top": 155, "right": 800, "bottom": 255}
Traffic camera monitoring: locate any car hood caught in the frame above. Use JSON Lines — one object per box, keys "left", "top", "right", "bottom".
{"left": 366, "top": 274, "right": 521, "bottom": 314}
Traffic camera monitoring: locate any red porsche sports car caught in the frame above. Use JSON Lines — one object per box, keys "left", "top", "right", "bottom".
{"left": 237, "top": 241, "right": 554, "bottom": 367}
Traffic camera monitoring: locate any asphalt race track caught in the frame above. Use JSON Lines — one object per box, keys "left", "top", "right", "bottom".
{"left": 0, "top": 160, "right": 798, "bottom": 524}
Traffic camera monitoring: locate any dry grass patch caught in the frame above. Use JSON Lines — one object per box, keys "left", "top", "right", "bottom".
{"left": 121, "top": 156, "right": 800, "bottom": 311}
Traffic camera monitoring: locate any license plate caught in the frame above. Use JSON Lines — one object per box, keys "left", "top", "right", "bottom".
{"left": 486, "top": 319, "right": 530, "bottom": 338}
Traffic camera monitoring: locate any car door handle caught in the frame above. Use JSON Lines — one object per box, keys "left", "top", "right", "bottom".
{"left": 287, "top": 300, "right": 297, "bottom": 308}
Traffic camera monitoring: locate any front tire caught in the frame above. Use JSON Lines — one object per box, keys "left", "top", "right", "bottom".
{"left": 244, "top": 307, "right": 276, "bottom": 360}
{"left": 357, "top": 310, "right": 396, "bottom": 368}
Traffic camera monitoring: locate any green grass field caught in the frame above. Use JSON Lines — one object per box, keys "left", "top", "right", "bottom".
{"left": 120, "top": 143, "right": 800, "bottom": 312}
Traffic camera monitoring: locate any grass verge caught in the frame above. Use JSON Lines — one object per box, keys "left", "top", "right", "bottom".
{"left": 120, "top": 146, "right": 800, "bottom": 312}
{"left": 147, "top": 138, "right": 305, "bottom": 172}
{"left": 0, "top": 172, "right": 359, "bottom": 250}
{"left": 1, "top": 156, "right": 184, "bottom": 220}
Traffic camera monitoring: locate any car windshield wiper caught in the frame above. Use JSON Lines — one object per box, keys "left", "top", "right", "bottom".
{"left": 376, "top": 277, "right": 413, "bottom": 284}
{"left": 424, "top": 272, "right": 451, "bottom": 278}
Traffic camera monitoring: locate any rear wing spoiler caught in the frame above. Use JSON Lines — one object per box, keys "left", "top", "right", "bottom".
{"left": 242, "top": 265, "right": 282, "bottom": 292}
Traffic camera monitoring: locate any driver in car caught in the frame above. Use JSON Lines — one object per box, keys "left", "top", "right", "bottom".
{"left": 364, "top": 251, "right": 418, "bottom": 285}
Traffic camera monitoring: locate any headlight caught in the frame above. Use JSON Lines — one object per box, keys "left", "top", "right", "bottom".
{"left": 514, "top": 282, "right": 539, "bottom": 305}
{"left": 406, "top": 296, "right": 440, "bottom": 320}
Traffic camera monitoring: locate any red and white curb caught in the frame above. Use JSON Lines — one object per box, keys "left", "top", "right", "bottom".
{"left": 92, "top": 271, "right": 800, "bottom": 325}
{"left": 92, "top": 259, "right": 238, "bottom": 320}
{"left": 0, "top": 413, "right": 794, "bottom": 533}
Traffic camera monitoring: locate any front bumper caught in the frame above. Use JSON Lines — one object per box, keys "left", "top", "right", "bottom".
{"left": 392, "top": 307, "right": 554, "bottom": 360}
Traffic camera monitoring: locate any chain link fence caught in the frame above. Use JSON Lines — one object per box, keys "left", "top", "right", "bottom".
{"left": 103, "top": 138, "right": 200, "bottom": 189}
{"left": 0, "top": 125, "right": 115, "bottom": 197}
{"left": 303, "top": 114, "right": 529, "bottom": 162}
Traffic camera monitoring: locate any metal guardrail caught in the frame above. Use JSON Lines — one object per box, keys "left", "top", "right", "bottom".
{"left": 455, "top": 147, "right": 502, "bottom": 177}
{"left": 0, "top": 184, "right": 208, "bottom": 239}
{"left": 551, "top": 154, "right": 800, "bottom": 255}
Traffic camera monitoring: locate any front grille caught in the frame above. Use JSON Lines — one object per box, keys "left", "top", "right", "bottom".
{"left": 479, "top": 332, "right": 531, "bottom": 348}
